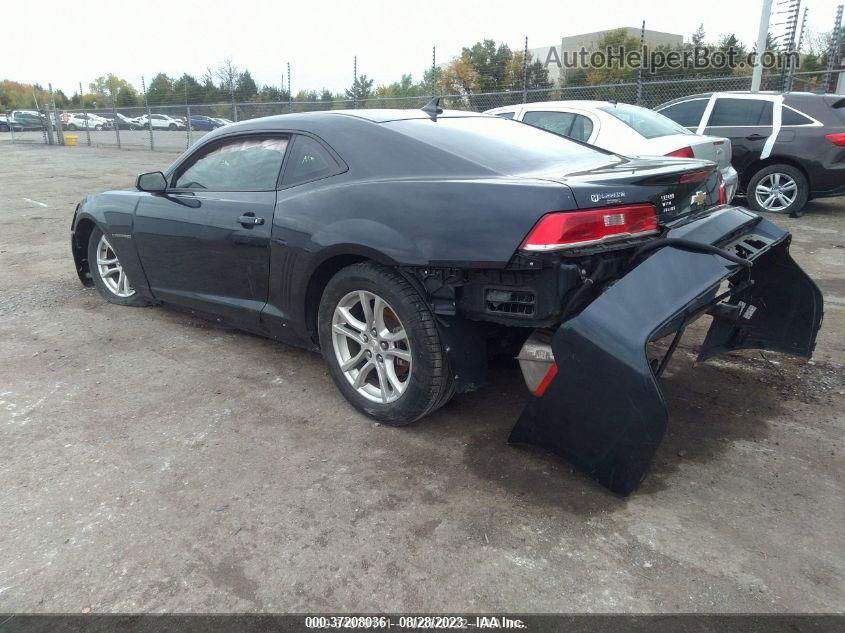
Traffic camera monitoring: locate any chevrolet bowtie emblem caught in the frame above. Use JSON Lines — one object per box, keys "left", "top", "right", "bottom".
{"left": 691, "top": 191, "right": 707, "bottom": 206}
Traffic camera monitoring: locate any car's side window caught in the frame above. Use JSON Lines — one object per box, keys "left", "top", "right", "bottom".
{"left": 708, "top": 98, "right": 773, "bottom": 126}
{"left": 658, "top": 99, "right": 707, "bottom": 127}
{"left": 173, "top": 135, "right": 290, "bottom": 191}
{"left": 782, "top": 106, "right": 814, "bottom": 126}
{"left": 568, "top": 114, "right": 594, "bottom": 142}
{"left": 281, "top": 135, "right": 342, "bottom": 188}
{"left": 496, "top": 111, "right": 516, "bottom": 119}
{"left": 522, "top": 110, "right": 593, "bottom": 142}
{"left": 522, "top": 110, "right": 576, "bottom": 137}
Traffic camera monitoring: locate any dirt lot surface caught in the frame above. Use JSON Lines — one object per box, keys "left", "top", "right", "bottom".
{"left": 0, "top": 143, "right": 843, "bottom": 613}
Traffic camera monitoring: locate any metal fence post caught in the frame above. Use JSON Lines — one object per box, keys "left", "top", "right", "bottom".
{"left": 636, "top": 21, "right": 645, "bottom": 105}
{"left": 231, "top": 86, "right": 237, "bottom": 122}
{"left": 353, "top": 56, "right": 358, "bottom": 108}
{"left": 141, "top": 75, "right": 154, "bottom": 151}
{"left": 186, "top": 104, "right": 192, "bottom": 148}
{"left": 79, "top": 82, "right": 91, "bottom": 146}
{"left": 49, "top": 83, "right": 64, "bottom": 145}
{"left": 287, "top": 62, "right": 292, "bottom": 113}
{"left": 522, "top": 37, "right": 529, "bottom": 103}
{"left": 110, "top": 85, "right": 121, "bottom": 149}
{"left": 6, "top": 109, "right": 16, "bottom": 143}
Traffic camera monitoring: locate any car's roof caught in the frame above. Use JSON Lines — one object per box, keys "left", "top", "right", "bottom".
{"left": 657, "top": 91, "right": 843, "bottom": 108}
{"left": 486, "top": 100, "right": 629, "bottom": 113}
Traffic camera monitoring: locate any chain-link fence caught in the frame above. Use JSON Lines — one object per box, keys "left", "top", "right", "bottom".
{"left": 3, "top": 69, "right": 842, "bottom": 152}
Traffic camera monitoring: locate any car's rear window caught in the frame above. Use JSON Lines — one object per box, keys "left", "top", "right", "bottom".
{"left": 382, "top": 115, "right": 610, "bottom": 174}
{"left": 598, "top": 103, "right": 691, "bottom": 138}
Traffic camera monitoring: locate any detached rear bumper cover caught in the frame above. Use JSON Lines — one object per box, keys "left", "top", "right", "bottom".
{"left": 509, "top": 207, "right": 823, "bottom": 495}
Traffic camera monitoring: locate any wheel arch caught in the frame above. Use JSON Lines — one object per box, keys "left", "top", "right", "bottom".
{"left": 72, "top": 215, "right": 100, "bottom": 287}
{"left": 303, "top": 249, "right": 393, "bottom": 344}
{"left": 741, "top": 156, "right": 811, "bottom": 193}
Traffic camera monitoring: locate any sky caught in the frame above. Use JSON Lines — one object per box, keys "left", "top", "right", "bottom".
{"left": 3, "top": 0, "right": 843, "bottom": 96}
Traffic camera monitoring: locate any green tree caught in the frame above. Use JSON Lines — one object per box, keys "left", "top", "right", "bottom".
{"left": 345, "top": 74, "right": 374, "bottom": 102}
{"left": 235, "top": 70, "right": 258, "bottom": 101}
{"left": 461, "top": 39, "right": 514, "bottom": 92}
{"left": 172, "top": 73, "right": 203, "bottom": 103}
{"left": 145, "top": 73, "right": 174, "bottom": 105}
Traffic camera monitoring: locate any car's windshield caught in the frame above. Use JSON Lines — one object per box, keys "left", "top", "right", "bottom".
{"left": 383, "top": 115, "right": 612, "bottom": 174}
{"left": 599, "top": 103, "right": 691, "bottom": 139}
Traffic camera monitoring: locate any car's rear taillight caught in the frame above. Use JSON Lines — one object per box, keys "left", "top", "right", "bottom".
{"left": 717, "top": 172, "right": 727, "bottom": 205}
{"left": 520, "top": 204, "right": 659, "bottom": 251}
{"left": 825, "top": 133, "right": 845, "bottom": 146}
{"left": 665, "top": 146, "right": 695, "bottom": 158}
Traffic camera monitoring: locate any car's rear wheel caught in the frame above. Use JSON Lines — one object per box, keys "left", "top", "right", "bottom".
{"left": 747, "top": 164, "right": 808, "bottom": 217}
{"left": 94, "top": 125, "right": 103, "bottom": 131}
{"left": 68, "top": 123, "right": 77, "bottom": 131}
{"left": 0, "top": 123, "right": 8, "bottom": 132}
{"left": 169, "top": 123, "right": 176, "bottom": 130}
{"left": 87, "top": 227, "right": 149, "bottom": 307}
{"left": 318, "top": 262, "right": 454, "bottom": 426}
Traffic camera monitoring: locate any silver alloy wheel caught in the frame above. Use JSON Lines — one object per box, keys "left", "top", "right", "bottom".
{"left": 96, "top": 234, "right": 135, "bottom": 298}
{"left": 331, "top": 290, "right": 412, "bottom": 404}
{"left": 754, "top": 172, "right": 798, "bottom": 212}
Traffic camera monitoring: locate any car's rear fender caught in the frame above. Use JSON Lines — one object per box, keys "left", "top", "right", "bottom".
{"left": 509, "top": 206, "right": 823, "bottom": 495}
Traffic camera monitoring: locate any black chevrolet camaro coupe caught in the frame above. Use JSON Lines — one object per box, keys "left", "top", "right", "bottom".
{"left": 71, "top": 103, "right": 823, "bottom": 494}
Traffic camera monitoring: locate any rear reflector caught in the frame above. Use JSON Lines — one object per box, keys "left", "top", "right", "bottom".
{"left": 718, "top": 172, "right": 727, "bottom": 205}
{"left": 521, "top": 204, "right": 659, "bottom": 251}
{"left": 534, "top": 364, "right": 558, "bottom": 396}
{"left": 825, "top": 132, "right": 845, "bottom": 146}
{"left": 665, "top": 146, "right": 695, "bottom": 158}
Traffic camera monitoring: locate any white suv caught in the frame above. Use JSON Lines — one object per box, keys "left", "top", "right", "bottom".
{"left": 134, "top": 114, "right": 186, "bottom": 131}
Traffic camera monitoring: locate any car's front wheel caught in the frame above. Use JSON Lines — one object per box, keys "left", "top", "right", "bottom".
{"left": 747, "top": 164, "right": 809, "bottom": 217}
{"left": 87, "top": 227, "right": 149, "bottom": 307}
{"left": 68, "top": 123, "right": 77, "bottom": 131}
{"left": 318, "top": 262, "right": 454, "bottom": 426}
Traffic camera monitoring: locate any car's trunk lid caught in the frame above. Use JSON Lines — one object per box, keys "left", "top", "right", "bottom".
{"left": 530, "top": 155, "right": 721, "bottom": 226}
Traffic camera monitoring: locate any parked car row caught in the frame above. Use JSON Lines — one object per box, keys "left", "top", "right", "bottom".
{"left": 0, "top": 110, "right": 234, "bottom": 132}
{"left": 487, "top": 91, "right": 844, "bottom": 217}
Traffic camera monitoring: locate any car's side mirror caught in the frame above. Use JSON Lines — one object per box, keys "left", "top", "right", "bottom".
{"left": 136, "top": 171, "right": 168, "bottom": 193}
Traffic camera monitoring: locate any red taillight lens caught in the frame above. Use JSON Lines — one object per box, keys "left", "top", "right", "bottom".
{"left": 718, "top": 176, "right": 727, "bottom": 205}
{"left": 825, "top": 133, "right": 845, "bottom": 146}
{"left": 520, "top": 204, "right": 659, "bottom": 251}
{"left": 665, "top": 146, "right": 695, "bottom": 158}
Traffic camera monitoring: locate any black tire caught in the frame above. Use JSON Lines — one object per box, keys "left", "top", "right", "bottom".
{"left": 0, "top": 123, "right": 8, "bottom": 132}
{"left": 87, "top": 226, "right": 149, "bottom": 307}
{"left": 746, "top": 163, "right": 808, "bottom": 218}
{"left": 95, "top": 125, "right": 103, "bottom": 131}
{"left": 169, "top": 123, "right": 176, "bottom": 130}
{"left": 318, "top": 262, "right": 454, "bottom": 426}
{"left": 68, "top": 123, "right": 77, "bottom": 131}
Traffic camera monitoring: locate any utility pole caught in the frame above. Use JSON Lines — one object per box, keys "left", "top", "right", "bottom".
{"left": 751, "top": 0, "right": 774, "bottom": 92}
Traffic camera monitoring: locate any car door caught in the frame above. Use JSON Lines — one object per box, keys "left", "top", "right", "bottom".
{"left": 133, "top": 133, "right": 290, "bottom": 327}
{"left": 702, "top": 96, "right": 775, "bottom": 174}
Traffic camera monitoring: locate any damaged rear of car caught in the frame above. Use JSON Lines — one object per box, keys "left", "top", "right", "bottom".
{"left": 384, "top": 113, "right": 822, "bottom": 495}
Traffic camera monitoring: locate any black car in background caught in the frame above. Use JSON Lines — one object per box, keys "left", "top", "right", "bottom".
{"left": 656, "top": 91, "right": 845, "bottom": 217}
{"left": 69, "top": 107, "right": 822, "bottom": 495}
{"left": 11, "top": 110, "right": 46, "bottom": 131}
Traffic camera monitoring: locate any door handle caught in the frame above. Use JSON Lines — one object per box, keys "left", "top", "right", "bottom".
{"left": 746, "top": 133, "right": 767, "bottom": 140}
{"left": 238, "top": 214, "right": 264, "bottom": 227}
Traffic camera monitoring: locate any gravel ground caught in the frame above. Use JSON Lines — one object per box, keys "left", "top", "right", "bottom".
{"left": 0, "top": 143, "right": 843, "bottom": 613}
